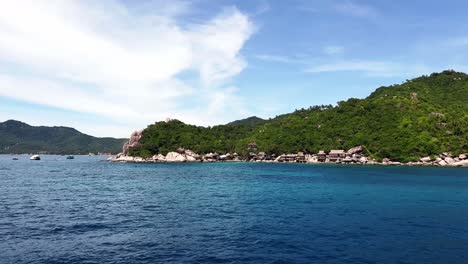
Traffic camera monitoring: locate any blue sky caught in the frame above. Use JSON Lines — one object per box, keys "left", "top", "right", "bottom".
{"left": 1, "top": 0, "right": 468, "bottom": 137}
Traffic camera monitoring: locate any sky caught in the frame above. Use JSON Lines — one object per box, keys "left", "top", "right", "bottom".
{"left": 1, "top": 0, "right": 468, "bottom": 137}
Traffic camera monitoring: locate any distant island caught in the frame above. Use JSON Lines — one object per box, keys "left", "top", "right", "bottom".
{"left": 0, "top": 120, "right": 127, "bottom": 155}
{"left": 113, "top": 70, "right": 467, "bottom": 166}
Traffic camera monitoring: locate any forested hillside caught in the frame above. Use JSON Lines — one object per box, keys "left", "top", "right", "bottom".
{"left": 0, "top": 120, "right": 127, "bottom": 154}
{"left": 129, "top": 70, "right": 468, "bottom": 162}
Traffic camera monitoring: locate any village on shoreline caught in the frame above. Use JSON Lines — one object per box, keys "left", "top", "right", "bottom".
{"left": 109, "top": 134, "right": 468, "bottom": 167}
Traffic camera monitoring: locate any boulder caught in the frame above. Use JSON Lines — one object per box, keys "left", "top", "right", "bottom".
{"left": 184, "top": 149, "right": 196, "bottom": 156}
{"left": 459, "top": 154, "right": 467, "bottom": 160}
{"left": 115, "top": 155, "right": 135, "bottom": 162}
{"left": 420, "top": 156, "right": 431, "bottom": 163}
{"left": 444, "top": 157, "right": 455, "bottom": 165}
{"left": 438, "top": 160, "right": 448, "bottom": 166}
{"left": 359, "top": 156, "right": 368, "bottom": 164}
{"left": 184, "top": 149, "right": 201, "bottom": 160}
{"left": 441, "top": 152, "right": 452, "bottom": 158}
{"left": 347, "top": 146, "right": 364, "bottom": 155}
{"left": 152, "top": 154, "right": 166, "bottom": 162}
{"left": 166, "top": 152, "right": 186, "bottom": 162}
{"left": 451, "top": 160, "right": 468, "bottom": 167}
{"left": 186, "top": 155, "right": 197, "bottom": 162}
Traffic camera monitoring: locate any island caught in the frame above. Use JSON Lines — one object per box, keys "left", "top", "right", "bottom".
{"left": 110, "top": 70, "right": 467, "bottom": 167}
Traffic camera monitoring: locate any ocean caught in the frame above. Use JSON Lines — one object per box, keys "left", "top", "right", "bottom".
{"left": 0, "top": 155, "right": 467, "bottom": 264}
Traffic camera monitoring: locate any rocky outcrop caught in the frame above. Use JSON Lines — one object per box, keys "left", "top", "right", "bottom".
{"left": 122, "top": 130, "right": 143, "bottom": 155}
{"left": 347, "top": 146, "right": 364, "bottom": 155}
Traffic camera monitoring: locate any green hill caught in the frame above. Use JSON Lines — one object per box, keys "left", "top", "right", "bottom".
{"left": 227, "top": 116, "right": 267, "bottom": 126}
{"left": 0, "top": 120, "right": 127, "bottom": 154}
{"left": 129, "top": 70, "right": 468, "bottom": 162}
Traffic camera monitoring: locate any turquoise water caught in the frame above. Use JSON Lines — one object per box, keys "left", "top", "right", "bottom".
{"left": 0, "top": 155, "right": 467, "bottom": 264}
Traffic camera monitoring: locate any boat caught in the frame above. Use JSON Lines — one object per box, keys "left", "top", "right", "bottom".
{"left": 12, "top": 157, "right": 19, "bottom": 160}
{"left": 30, "top": 155, "right": 41, "bottom": 160}
{"left": 66, "top": 155, "right": 75, "bottom": 159}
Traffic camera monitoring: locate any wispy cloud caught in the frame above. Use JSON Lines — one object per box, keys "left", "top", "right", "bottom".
{"left": 333, "top": 0, "right": 379, "bottom": 18}
{"left": 255, "top": 54, "right": 301, "bottom": 64}
{"left": 0, "top": 1, "right": 255, "bottom": 136}
{"left": 305, "top": 60, "right": 432, "bottom": 77}
{"left": 323, "top": 45, "right": 345, "bottom": 55}
{"left": 253, "top": 0, "right": 271, "bottom": 16}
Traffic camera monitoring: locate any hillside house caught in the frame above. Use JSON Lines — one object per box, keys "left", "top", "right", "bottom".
{"left": 329, "top": 150, "right": 346, "bottom": 162}
{"left": 317, "top": 150, "right": 327, "bottom": 162}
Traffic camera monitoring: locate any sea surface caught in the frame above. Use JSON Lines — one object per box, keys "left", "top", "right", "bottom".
{"left": 0, "top": 155, "right": 467, "bottom": 264}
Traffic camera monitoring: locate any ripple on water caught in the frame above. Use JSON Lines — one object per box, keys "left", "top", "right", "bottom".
{"left": 1, "top": 159, "right": 468, "bottom": 264}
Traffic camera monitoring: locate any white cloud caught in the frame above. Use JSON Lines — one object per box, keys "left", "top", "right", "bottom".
{"left": 323, "top": 46, "right": 345, "bottom": 55}
{"left": 0, "top": 0, "right": 254, "bottom": 136}
{"left": 306, "top": 60, "right": 392, "bottom": 74}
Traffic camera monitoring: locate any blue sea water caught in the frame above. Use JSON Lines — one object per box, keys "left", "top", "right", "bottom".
{"left": 0, "top": 155, "right": 467, "bottom": 264}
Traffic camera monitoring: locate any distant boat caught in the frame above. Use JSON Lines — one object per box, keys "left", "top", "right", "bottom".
{"left": 12, "top": 157, "right": 19, "bottom": 160}
{"left": 30, "top": 155, "right": 41, "bottom": 160}
{"left": 66, "top": 155, "right": 74, "bottom": 159}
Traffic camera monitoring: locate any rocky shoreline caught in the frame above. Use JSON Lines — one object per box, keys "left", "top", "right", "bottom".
{"left": 109, "top": 145, "right": 468, "bottom": 167}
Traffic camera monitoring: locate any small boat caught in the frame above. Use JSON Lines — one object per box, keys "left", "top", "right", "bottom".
{"left": 12, "top": 157, "right": 19, "bottom": 160}
{"left": 66, "top": 155, "right": 75, "bottom": 159}
{"left": 30, "top": 155, "right": 41, "bottom": 160}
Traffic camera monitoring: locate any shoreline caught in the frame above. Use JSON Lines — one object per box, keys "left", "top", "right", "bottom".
{"left": 109, "top": 149, "right": 468, "bottom": 168}
{"left": 108, "top": 158, "right": 468, "bottom": 168}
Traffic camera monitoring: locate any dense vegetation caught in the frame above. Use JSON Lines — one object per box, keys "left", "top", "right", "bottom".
{"left": 0, "top": 120, "right": 127, "bottom": 154}
{"left": 131, "top": 70, "right": 468, "bottom": 162}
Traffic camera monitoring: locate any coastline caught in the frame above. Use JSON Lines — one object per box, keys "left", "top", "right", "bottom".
{"left": 108, "top": 147, "right": 468, "bottom": 168}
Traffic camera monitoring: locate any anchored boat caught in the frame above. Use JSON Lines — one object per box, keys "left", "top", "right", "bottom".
{"left": 30, "top": 155, "right": 41, "bottom": 160}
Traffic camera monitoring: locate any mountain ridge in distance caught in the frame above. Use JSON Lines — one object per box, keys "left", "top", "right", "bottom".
{"left": 0, "top": 120, "right": 127, "bottom": 154}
